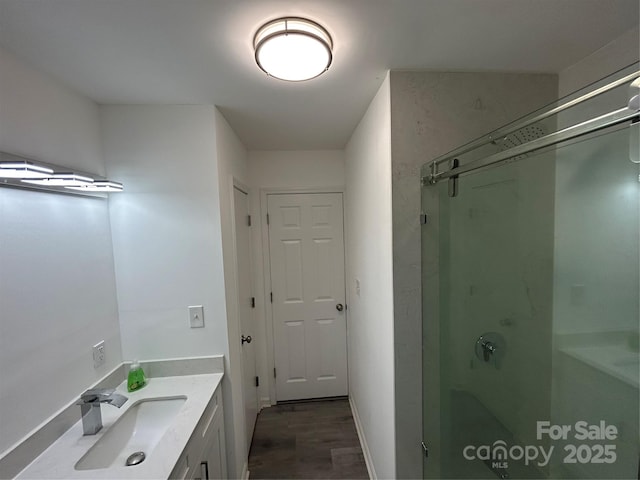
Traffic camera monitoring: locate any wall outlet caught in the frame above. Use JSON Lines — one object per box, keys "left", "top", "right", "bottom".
{"left": 93, "top": 341, "right": 105, "bottom": 369}
{"left": 189, "top": 305, "right": 205, "bottom": 328}
{"left": 355, "top": 278, "right": 361, "bottom": 297}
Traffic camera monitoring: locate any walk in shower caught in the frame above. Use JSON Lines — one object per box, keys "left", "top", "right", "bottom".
{"left": 421, "top": 65, "right": 639, "bottom": 479}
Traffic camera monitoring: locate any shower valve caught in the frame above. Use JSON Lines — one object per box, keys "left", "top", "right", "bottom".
{"left": 481, "top": 340, "right": 497, "bottom": 361}
{"left": 475, "top": 332, "right": 506, "bottom": 368}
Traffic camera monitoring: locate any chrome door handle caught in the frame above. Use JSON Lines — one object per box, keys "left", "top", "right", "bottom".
{"left": 241, "top": 335, "right": 252, "bottom": 345}
{"left": 336, "top": 303, "right": 344, "bottom": 312}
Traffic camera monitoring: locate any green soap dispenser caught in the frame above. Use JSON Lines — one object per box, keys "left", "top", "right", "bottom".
{"left": 127, "top": 360, "right": 147, "bottom": 392}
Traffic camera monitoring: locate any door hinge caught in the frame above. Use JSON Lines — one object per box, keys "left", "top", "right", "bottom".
{"left": 251, "top": 297, "right": 255, "bottom": 308}
{"left": 270, "top": 292, "right": 273, "bottom": 303}
{"left": 421, "top": 441, "right": 429, "bottom": 459}
{"left": 420, "top": 213, "right": 428, "bottom": 225}
{"left": 273, "top": 367, "right": 277, "bottom": 378}
{"left": 266, "top": 213, "right": 270, "bottom": 225}
{"left": 247, "top": 215, "right": 252, "bottom": 227}
{"left": 255, "top": 376, "right": 259, "bottom": 387}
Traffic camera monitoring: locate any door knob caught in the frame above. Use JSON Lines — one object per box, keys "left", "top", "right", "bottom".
{"left": 336, "top": 303, "right": 344, "bottom": 312}
{"left": 241, "top": 335, "right": 252, "bottom": 345}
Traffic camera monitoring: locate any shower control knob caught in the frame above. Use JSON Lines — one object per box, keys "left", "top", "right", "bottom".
{"left": 336, "top": 303, "right": 344, "bottom": 312}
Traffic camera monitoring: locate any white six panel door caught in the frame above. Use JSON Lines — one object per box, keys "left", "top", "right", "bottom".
{"left": 268, "top": 193, "right": 347, "bottom": 401}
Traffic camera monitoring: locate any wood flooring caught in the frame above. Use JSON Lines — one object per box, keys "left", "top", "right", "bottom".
{"left": 248, "top": 398, "right": 369, "bottom": 479}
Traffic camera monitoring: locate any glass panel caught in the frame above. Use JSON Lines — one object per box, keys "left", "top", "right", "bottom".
{"left": 421, "top": 64, "right": 639, "bottom": 180}
{"left": 423, "top": 123, "right": 639, "bottom": 478}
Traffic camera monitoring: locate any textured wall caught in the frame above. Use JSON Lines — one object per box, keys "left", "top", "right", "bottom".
{"left": 390, "top": 71, "right": 558, "bottom": 478}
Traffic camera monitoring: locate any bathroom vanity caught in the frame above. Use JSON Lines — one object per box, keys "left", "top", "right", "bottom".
{"left": 15, "top": 372, "right": 226, "bottom": 479}
{"left": 169, "top": 380, "right": 226, "bottom": 480}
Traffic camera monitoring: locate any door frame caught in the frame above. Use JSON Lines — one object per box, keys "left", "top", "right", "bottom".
{"left": 259, "top": 186, "right": 347, "bottom": 405}
{"left": 232, "top": 179, "right": 259, "bottom": 450}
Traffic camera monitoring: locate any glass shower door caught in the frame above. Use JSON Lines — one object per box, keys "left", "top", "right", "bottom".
{"left": 422, "top": 69, "right": 639, "bottom": 480}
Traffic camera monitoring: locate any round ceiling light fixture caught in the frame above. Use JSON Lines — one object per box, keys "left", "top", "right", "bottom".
{"left": 254, "top": 17, "right": 333, "bottom": 82}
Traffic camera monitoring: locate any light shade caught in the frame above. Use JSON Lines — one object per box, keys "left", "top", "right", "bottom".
{"left": 22, "top": 173, "right": 94, "bottom": 187}
{"left": 0, "top": 161, "right": 54, "bottom": 179}
{"left": 254, "top": 17, "right": 333, "bottom": 82}
{"left": 66, "top": 180, "right": 124, "bottom": 192}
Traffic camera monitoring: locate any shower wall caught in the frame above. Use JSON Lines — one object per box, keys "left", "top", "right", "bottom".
{"left": 389, "top": 71, "right": 557, "bottom": 478}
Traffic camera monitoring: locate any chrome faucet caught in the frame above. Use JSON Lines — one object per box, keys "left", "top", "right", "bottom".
{"left": 77, "top": 388, "right": 128, "bottom": 435}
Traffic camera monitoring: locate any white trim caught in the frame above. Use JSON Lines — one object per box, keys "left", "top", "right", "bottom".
{"left": 260, "top": 187, "right": 347, "bottom": 403}
{"left": 349, "top": 396, "right": 376, "bottom": 480}
{"left": 241, "top": 460, "right": 249, "bottom": 480}
{"left": 233, "top": 178, "right": 250, "bottom": 195}
{"left": 261, "top": 185, "right": 345, "bottom": 195}
{"left": 231, "top": 176, "right": 259, "bottom": 455}
{"left": 259, "top": 397, "right": 271, "bottom": 411}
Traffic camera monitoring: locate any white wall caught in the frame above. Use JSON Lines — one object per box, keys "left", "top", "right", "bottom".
{"left": 214, "top": 108, "right": 250, "bottom": 479}
{"left": 344, "top": 74, "right": 395, "bottom": 479}
{"left": 559, "top": 26, "right": 639, "bottom": 96}
{"left": 101, "top": 105, "right": 227, "bottom": 360}
{"left": 248, "top": 150, "right": 344, "bottom": 189}
{"left": 101, "top": 105, "right": 246, "bottom": 477}
{"left": 247, "top": 149, "right": 345, "bottom": 406}
{"left": 0, "top": 47, "right": 122, "bottom": 455}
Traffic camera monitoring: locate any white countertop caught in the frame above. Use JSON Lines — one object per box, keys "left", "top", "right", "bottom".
{"left": 16, "top": 373, "right": 223, "bottom": 480}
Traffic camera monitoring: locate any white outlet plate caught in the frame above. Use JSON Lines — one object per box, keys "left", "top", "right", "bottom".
{"left": 189, "top": 305, "right": 204, "bottom": 328}
{"left": 93, "top": 341, "right": 105, "bottom": 369}
{"left": 355, "top": 278, "right": 361, "bottom": 297}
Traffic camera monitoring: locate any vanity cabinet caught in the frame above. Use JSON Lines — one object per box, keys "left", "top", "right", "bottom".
{"left": 170, "top": 385, "right": 227, "bottom": 480}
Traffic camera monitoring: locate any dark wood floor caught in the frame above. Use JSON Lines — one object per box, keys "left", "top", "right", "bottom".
{"left": 248, "top": 398, "right": 369, "bottom": 479}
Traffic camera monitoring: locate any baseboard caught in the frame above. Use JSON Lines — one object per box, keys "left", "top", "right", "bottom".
{"left": 349, "top": 396, "right": 376, "bottom": 480}
{"left": 259, "top": 397, "right": 271, "bottom": 411}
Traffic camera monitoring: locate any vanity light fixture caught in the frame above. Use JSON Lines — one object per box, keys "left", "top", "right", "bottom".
{"left": 0, "top": 161, "right": 54, "bottom": 179}
{"left": 1, "top": 151, "right": 124, "bottom": 196}
{"left": 254, "top": 17, "right": 333, "bottom": 82}
{"left": 66, "top": 180, "right": 124, "bottom": 192}
{"left": 22, "top": 173, "right": 95, "bottom": 187}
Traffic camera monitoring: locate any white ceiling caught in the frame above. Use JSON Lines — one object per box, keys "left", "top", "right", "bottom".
{"left": 0, "top": 0, "right": 638, "bottom": 150}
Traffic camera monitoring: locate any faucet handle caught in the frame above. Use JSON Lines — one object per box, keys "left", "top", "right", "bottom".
{"left": 78, "top": 388, "right": 115, "bottom": 403}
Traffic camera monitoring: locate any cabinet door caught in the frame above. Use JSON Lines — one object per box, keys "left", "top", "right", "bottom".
{"left": 199, "top": 415, "right": 227, "bottom": 480}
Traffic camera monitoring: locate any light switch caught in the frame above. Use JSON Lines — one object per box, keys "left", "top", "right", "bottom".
{"left": 188, "top": 305, "right": 204, "bottom": 328}
{"left": 355, "top": 278, "right": 361, "bottom": 297}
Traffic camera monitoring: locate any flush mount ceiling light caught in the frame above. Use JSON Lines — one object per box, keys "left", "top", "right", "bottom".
{"left": 22, "top": 173, "right": 94, "bottom": 187}
{"left": 254, "top": 17, "right": 333, "bottom": 82}
{"left": 66, "top": 180, "right": 124, "bottom": 192}
{"left": 0, "top": 161, "right": 54, "bottom": 179}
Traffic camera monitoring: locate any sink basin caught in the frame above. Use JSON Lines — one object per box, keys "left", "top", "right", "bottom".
{"left": 75, "top": 396, "right": 186, "bottom": 471}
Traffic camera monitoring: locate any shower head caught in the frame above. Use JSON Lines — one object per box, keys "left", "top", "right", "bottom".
{"left": 491, "top": 123, "right": 547, "bottom": 161}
